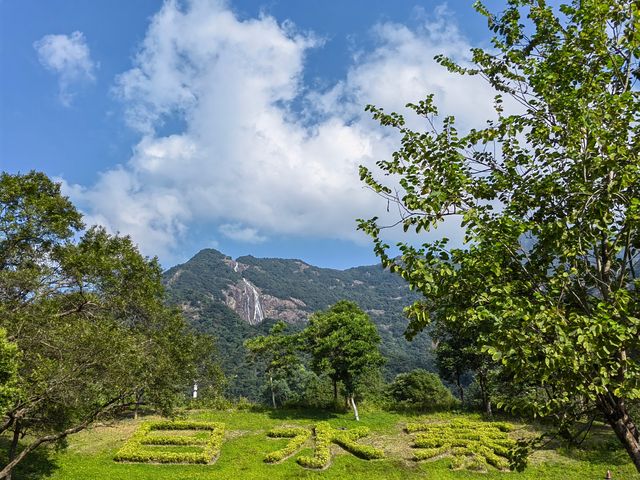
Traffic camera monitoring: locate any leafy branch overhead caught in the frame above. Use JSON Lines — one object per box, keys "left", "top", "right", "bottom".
{"left": 358, "top": 0, "right": 640, "bottom": 471}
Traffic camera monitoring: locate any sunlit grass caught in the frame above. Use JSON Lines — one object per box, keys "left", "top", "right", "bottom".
{"left": 3, "top": 409, "right": 635, "bottom": 480}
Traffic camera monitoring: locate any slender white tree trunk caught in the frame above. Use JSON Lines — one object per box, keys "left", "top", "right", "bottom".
{"left": 270, "top": 375, "right": 277, "bottom": 409}
{"left": 349, "top": 396, "right": 360, "bottom": 421}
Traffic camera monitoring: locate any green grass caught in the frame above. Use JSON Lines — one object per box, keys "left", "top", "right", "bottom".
{"left": 4, "top": 409, "right": 637, "bottom": 479}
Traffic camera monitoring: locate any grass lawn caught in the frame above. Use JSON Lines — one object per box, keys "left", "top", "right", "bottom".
{"left": 4, "top": 409, "right": 636, "bottom": 479}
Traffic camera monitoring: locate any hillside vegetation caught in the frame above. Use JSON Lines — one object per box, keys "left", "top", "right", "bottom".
{"left": 163, "top": 249, "right": 434, "bottom": 398}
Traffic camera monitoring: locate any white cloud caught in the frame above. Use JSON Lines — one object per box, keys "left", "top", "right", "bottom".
{"left": 66, "top": 0, "right": 506, "bottom": 261}
{"left": 219, "top": 223, "right": 266, "bottom": 244}
{"left": 34, "top": 31, "right": 96, "bottom": 106}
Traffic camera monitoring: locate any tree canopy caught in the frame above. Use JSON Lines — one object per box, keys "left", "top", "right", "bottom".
{"left": 358, "top": 0, "right": 640, "bottom": 471}
{"left": 245, "top": 320, "right": 302, "bottom": 408}
{"left": 305, "top": 300, "right": 385, "bottom": 420}
{"left": 0, "top": 171, "right": 217, "bottom": 479}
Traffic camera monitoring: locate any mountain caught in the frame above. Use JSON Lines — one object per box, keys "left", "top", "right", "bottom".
{"left": 163, "top": 248, "right": 434, "bottom": 399}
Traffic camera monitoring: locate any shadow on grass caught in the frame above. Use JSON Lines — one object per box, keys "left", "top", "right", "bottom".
{"left": 556, "top": 445, "right": 632, "bottom": 467}
{"left": 539, "top": 423, "right": 633, "bottom": 467}
{"left": 0, "top": 438, "right": 58, "bottom": 480}
{"left": 264, "top": 408, "right": 341, "bottom": 422}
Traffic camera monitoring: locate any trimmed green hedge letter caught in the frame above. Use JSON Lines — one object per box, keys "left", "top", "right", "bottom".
{"left": 264, "top": 427, "right": 311, "bottom": 463}
{"left": 407, "top": 420, "right": 515, "bottom": 471}
{"left": 114, "top": 421, "right": 225, "bottom": 464}
{"left": 294, "top": 422, "right": 384, "bottom": 469}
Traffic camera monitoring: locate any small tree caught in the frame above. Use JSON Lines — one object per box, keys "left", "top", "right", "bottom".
{"left": 305, "top": 301, "right": 385, "bottom": 420}
{"left": 433, "top": 322, "right": 495, "bottom": 414}
{"left": 358, "top": 0, "right": 640, "bottom": 470}
{"left": 245, "top": 321, "right": 301, "bottom": 408}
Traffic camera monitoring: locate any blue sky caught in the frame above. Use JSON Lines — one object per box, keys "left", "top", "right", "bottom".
{"left": 1, "top": 0, "right": 500, "bottom": 269}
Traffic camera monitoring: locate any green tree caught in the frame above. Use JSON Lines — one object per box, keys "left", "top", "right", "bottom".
{"left": 305, "top": 301, "right": 385, "bottom": 420}
{"left": 433, "top": 322, "right": 495, "bottom": 414}
{"left": 0, "top": 171, "right": 209, "bottom": 479}
{"left": 358, "top": 0, "right": 640, "bottom": 470}
{"left": 245, "top": 321, "right": 302, "bottom": 408}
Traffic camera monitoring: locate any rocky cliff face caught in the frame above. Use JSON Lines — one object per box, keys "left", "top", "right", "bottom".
{"left": 162, "top": 248, "right": 435, "bottom": 399}
{"left": 222, "top": 261, "right": 308, "bottom": 325}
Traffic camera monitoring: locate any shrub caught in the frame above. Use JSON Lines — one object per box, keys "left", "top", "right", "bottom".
{"left": 406, "top": 419, "right": 515, "bottom": 471}
{"left": 388, "top": 369, "right": 457, "bottom": 411}
{"left": 114, "top": 420, "right": 225, "bottom": 464}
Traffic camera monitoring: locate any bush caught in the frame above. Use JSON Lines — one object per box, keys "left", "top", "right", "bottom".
{"left": 388, "top": 369, "right": 457, "bottom": 411}
{"left": 114, "top": 420, "right": 225, "bottom": 464}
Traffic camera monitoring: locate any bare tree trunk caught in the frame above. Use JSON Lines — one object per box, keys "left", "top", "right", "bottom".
{"left": 332, "top": 378, "right": 338, "bottom": 404}
{"left": 349, "top": 396, "right": 360, "bottom": 422}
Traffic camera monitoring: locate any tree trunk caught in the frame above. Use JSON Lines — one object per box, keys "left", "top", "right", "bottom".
{"left": 332, "top": 378, "right": 338, "bottom": 404}
{"left": 133, "top": 389, "right": 144, "bottom": 419}
{"left": 485, "top": 397, "right": 492, "bottom": 417}
{"left": 478, "top": 373, "right": 492, "bottom": 418}
{"left": 598, "top": 395, "right": 640, "bottom": 473}
{"left": 0, "top": 397, "right": 125, "bottom": 479}
{"left": 349, "top": 396, "right": 360, "bottom": 421}
{"left": 456, "top": 373, "right": 464, "bottom": 404}
{"left": 270, "top": 375, "right": 277, "bottom": 409}
{"left": 6, "top": 424, "right": 20, "bottom": 480}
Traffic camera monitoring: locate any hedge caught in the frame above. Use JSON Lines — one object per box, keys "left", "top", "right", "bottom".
{"left": 296, "top": 422, "right": 331, "bottom": 469}
{"left": 406, "top": 419, "right": 515, "bottom": 471}
{"left": 264, "top": 427, "right": 311, "bottom": 463}
{"left": 114, "top": 420, "right": 225, "bottom": 464}
{"left": 296, "top": 422, "right": 384, "bottom": 469}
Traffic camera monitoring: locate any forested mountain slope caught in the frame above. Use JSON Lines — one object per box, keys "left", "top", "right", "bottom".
{"left": 163, "top": 249, "right": 433, "bottom": 398}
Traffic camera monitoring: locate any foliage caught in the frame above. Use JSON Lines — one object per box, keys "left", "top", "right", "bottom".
{"left": 305, "top": 301, "right": 385, "bottom": 402}
{"left": 388, "top": 369, "right": 457, "bottom": 412}
{"left": 357, "top": 0, "right": 640, "bottom": 469}
{"left": 0, "top": 329, "right": 20, "bottom": 415}
{"left": 245, "top": 321, "right": 302, "bottom": 408}
{"left": 0, "top": 171, "right": 215, "bottom": 477}
{"left": 407, "top": 419, "right": 515, "bottom": 471}
{"left": 114, "top": 421, "right": 225, "bottom": 464}
{"left": 190, "top": 334, "right": 227, "bottom": 405}
{"left": 432, "top": 319, "right": 497, "bottom": 414}
{"left": 299, "top": 373, "right": 336, "bottom": 409}
{"left": 264, "top": 427, "right": 311, "bottom": 463}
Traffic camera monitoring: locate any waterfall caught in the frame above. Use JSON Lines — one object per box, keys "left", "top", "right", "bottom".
{"left": 242, "top": 278, "right": 264, "bottom": 324}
